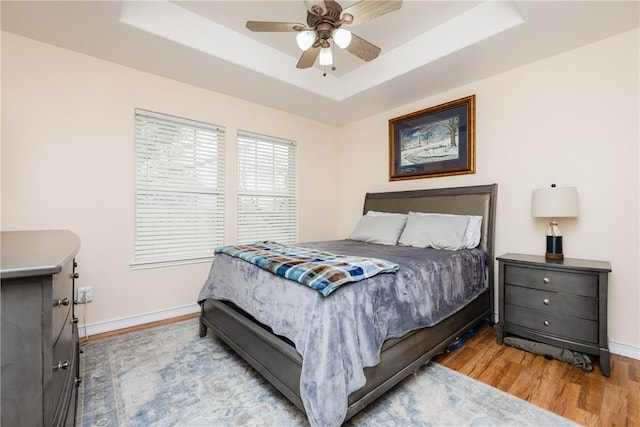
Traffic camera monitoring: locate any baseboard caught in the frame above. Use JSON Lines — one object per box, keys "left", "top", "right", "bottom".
{"left": 80, "top": 304, "right": 200, "bottom": 337}
{"left": 609, "top": 341, "right": 640, "bottom": 360}
{"left": 81, "top": 306, "right": 639, "bottom": 360}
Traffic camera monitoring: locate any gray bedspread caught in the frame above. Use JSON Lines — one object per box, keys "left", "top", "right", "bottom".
{"left": 198, "top": 240, "right": 487, "bottom": 427}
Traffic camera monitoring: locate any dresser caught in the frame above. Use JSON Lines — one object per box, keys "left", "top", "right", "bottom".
{"left": 1, "top": 230, "right": 81, "bottom": 426}
{"left": 496, "top": 253, "right": 612, "bottom": 376}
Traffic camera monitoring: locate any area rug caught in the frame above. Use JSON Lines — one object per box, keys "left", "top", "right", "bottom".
{"left": 77, "top": 318, "right": 578, "bottom": 426}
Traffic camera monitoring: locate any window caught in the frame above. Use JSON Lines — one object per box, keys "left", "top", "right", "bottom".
{"left": 237, "top": 131, "right": 297, "bottom": 244}
{"left": 134, "top": 109, "right": 225, "bottom": 266}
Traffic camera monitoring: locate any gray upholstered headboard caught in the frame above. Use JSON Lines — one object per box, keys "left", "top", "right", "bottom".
{"left": 362, "top": 183, "right": 498, "bottom": 297}
{"left": 363, "top": 184, "right": 497, "bottom": 256}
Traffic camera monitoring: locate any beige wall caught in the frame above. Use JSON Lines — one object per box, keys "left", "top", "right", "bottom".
{"left": 2, "top": 28, "right": 639, "bottom": 354}
{"left": 336, "top": 29, "right": 639, "bottom": 352}
{"left": 1, "top": 31, "right": 342, "bottom": 326}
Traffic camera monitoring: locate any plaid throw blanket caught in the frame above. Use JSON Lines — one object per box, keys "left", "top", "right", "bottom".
{"left": 214, "top": 242, "right": 399, "bottom": 297}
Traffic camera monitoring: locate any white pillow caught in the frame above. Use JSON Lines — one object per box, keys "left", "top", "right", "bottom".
{"left": 398, "top": 212, "right": 469, "bottom": 250}
{"left": 411, "top": 212, "right": 482, "bottom": 249}
{"left": 348, "top": 214, "right": 407, "bottom": 245}
{"left": 464, "top": 215, "right": 483, "bottom": 248}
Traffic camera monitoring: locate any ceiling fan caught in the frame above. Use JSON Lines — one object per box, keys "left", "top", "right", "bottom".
{"left": 246, "top": 0, "right": 402, "bottom": 69}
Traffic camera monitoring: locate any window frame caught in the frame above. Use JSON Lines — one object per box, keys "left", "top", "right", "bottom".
{"left": 132, "top": 109, "right": 225, "bottom": 269}
{"left": 236, "top": 130, "right": 298, "bottom": 245}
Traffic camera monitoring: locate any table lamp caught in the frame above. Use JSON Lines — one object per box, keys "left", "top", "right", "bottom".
{"left": 531, "top": 184, "right": 579, "bottom": 260}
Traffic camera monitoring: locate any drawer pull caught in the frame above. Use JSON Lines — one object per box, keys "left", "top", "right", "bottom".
{"left": 543, "top": 298, "right": 550, "bottom": 305}
{"left": 73, "top": 272, "right": 80, "bottom": 279}
{"left": 543, "top": 320, "right": 550, "bottom": 326}
{"left": 543, "top": 277, "right": 550, "bottom": 284}
{"left": 53, "top": 297, "right": 70, "bottom": 307}
{"left": 75, "top": 376, "right": 83, "bottom": 386}
{"left": 54, "top": 360, "right": 70, "bottom": 370}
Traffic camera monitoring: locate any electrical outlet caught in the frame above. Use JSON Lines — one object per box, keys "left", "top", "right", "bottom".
{"left": 77, "top": 286, "right": 93, "bottom": 303}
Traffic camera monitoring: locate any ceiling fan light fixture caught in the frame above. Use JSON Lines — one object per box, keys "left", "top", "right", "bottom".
{"left": 319, "top": 47, "right": 333, "bottom": 66}
{"left": 333, "top": 28, "right": 352, "bottom": 49}
{"left": 246, "top": 0, "right": 403, "bottom": 70}
{"left": 296, "top": 30, "right": 315, "bottom": 51}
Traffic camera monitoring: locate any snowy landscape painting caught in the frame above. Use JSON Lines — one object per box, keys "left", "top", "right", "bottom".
{"left": 399, "top": 116, "right": 460, "bottom": 166}
{"left": 389, "top": 95, "right": 475, "bottom": 181}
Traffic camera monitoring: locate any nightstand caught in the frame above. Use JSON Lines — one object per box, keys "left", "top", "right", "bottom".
{"left": 496, "top": 253, "right": 612, "bottom": 376}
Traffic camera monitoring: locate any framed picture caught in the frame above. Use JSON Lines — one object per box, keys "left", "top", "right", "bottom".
{"left": 389, "top": 95, "right": 475, "bottom": 181}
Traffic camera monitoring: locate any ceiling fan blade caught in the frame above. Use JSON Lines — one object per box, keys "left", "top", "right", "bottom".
{"left": 341, "top": 0, "right": 402, "bottom": 27}
{"left": 345, "top": 33, "right": 381, "bottom": 62}
{"left": 246, "top": 21, "right": 306, "bottom": 32}
{"left": 297, "top": 45, "right": 321, "bottom": 69}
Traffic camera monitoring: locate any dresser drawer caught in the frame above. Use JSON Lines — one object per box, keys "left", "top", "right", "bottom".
{"left": 505, "top": 285, "right": 598, "bottom": 320}
{"left": 52, "top": 309, "right": 74, "bottom": 411}
{"left": 52, "top": 259, "right": 73, "bottom": 346}
{"left": 53, "top": 323, "right": 79, "bottom": 427}
{"left": 505, "top": 304, "right": 598, "bottom": 344}
{"left": 505, "top": 265, "right": 597, "bottom": 297}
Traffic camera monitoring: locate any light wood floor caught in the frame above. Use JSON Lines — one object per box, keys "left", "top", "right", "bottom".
{"left": 434, "top": 323, "right": 640, "bottom": 427}
{"left": 86, "top": 315, "right": 639, "bottom": 426}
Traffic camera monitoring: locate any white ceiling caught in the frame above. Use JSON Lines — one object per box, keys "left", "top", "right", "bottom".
{"left": 2, "top": 1, "right": 638, "bottom": 126}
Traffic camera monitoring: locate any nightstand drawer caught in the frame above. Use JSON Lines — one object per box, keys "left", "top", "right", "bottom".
{"left": 505, "top": 304, "right": 598, "bottom": 343}
{"left": 505, "top": 265, "right": 597, "bottom": 297}
{"left": 505, "top": 285, "right": 598, "bottom": 320}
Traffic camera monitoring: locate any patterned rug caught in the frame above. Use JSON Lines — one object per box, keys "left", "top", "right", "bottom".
{"left": 77, "top": 318, "right": 578, "bottom": 426}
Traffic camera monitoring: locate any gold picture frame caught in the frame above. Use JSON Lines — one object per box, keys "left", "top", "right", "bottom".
{"left": 389, "top": 95, "right": 475, "bottom": 181}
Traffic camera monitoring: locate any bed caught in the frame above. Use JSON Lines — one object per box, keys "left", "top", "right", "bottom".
{"left": 198, "top": 183, "right": 497, "bottom": 426}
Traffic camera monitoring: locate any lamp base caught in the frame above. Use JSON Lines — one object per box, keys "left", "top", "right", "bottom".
{"left": 545, "top": 235, "right": 563, "bottom": 261}
{"left": 545, "top": 252, "right": 564, "bottom": 261}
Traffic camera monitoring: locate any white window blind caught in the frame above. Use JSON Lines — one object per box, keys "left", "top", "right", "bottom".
{"left": 237, "top": 131, "right": 297, "bottom": 244}
{"left": 134, "top": 109, "right": 225, "bottom": 266}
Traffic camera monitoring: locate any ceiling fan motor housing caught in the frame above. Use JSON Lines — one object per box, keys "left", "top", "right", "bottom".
{"left": 307, "top": 0, "right": 344, "bottom": 40}
{"left": 316, "top": 22, "right": 334, "bottom": 40}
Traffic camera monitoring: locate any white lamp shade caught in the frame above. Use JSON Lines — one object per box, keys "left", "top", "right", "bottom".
{"left": 531, "top": 186, "right": 579, "bottom": 218}
{"left": 333, "top": 28, "right": 352, "bottom": 49}
{"left": 296, "top": 31, "right": 315, "bottom": 51}
{"left": 319, "top": 47, "right": 333, "bottom": 65}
